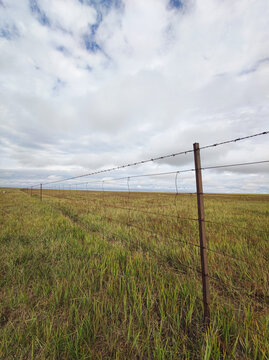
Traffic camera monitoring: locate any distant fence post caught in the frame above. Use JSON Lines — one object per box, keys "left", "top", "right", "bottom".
{"left": 193, "top": 142, "right": 210, "bottom": 328}
{"left": 31, "top": 186, "right": 33, "bottom": 197}
{"left": 40, "top": 184, "right": 42, "bottom": 201}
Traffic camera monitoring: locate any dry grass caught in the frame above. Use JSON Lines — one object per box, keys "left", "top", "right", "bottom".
{"left": 0, "top": 188, "right": 268, "bottom": 359}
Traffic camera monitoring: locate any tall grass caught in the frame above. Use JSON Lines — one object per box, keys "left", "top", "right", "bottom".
{"left": 0, "top": 188, "right": 268, "bottom": 359}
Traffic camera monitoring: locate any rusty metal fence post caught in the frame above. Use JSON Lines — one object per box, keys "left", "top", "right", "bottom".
{"left": 193, "top": 142, "right": 210, "bottom": 328}
{"left": 40, "top": 184, "right": 42, "bottom": 201}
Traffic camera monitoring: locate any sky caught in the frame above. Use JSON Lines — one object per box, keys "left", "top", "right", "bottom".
{"left": 0, "top": 0, "right": 269, "bottom": 193}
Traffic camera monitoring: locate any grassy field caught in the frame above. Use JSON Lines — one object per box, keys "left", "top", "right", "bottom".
{"left": 0, "top": 188, "right": 268, "bottom": 359}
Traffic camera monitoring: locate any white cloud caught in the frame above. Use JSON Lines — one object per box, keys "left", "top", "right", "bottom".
{"left": 0, "top": 0, "right": 269, "bottom": 192}
{"left": 41, "top": 0, "right": 96, "bottom": 34}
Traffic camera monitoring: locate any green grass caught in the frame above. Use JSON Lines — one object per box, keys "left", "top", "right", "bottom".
{"left": 0, "top": 188, "right": 268, "bottom": 359}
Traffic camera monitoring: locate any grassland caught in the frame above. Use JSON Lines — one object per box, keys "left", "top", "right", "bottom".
{"left": 0, "top": 188, "right": 268, "bottom": 359}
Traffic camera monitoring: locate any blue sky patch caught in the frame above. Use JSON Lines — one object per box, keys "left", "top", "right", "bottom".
{"left": 79, "top": 0, "right": 123, "bottom": 53}
{"left": 80, "top": 0, "right": 122, "bottom": 11}
{"left": 82, "top": 8, "right": 103, "bottom": 53}
{"left": 52, "top": 78, "right": 66, "bottom": 93}
{"left": 0, "top": 24, "right": 19, "bottom": 40}
{"left": 91, "top": 10, "right": 103, "bottom": 36}
{"left": 29, "top": 0, "right": 50, "bottom": 26}
{"left": 83, "top": 33, "right": 101, "bottom": 52}
{"left": 85, "top": 65, "right": 92, "bottom": 72}
{"left": 56, "top": 45, "right": 66, "bottom": 53}
{"left": 56, "top": 45, "right": 71, "bottom": 57}
{"left": 169, "top": 0, "right": 183, "bottom": 10}
{"left": 239, "top": 57, "right": 269, "bottom": 76}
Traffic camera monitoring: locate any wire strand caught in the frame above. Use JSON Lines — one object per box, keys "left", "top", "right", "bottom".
{"left": 200, "top": 131, "right": 269, "bottom": 151}
{"left": 29, "top": 131, "right": 268, "bottom": 187}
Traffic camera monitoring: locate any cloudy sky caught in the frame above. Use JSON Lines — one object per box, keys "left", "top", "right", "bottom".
{"left": 0, "top": 0, "right": 269, "bottom": 193}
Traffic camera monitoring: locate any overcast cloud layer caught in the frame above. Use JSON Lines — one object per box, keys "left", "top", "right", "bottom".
{"left": 0, "top": 0, "right": 269, "bottom": 192}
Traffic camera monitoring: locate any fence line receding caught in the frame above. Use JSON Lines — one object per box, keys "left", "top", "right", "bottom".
{"left": 21, "top": 131, "right": 269, "bottom": 329}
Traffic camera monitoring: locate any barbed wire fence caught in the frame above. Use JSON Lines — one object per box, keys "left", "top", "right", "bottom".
{"left": 22, "top": 131, "right": 269, "bottom": 328}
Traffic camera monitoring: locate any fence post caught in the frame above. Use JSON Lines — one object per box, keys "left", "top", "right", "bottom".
{"left": 40, "top": 184, "right": 42, "bottom": 201}
{"left": 31, "top": 186, "right": 33, "bottom": 197}
{"left": 193, "top": 142, "right": 210, "bottom": 328}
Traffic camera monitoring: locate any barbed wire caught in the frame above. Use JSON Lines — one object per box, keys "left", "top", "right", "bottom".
{"left": 199, "top": 131, "right": 269, "bottom": 151}
{"left": 201, "top": 160, "right": 269, "bottom": 171}
{"left": 44, "top": 198, "right": 203, "bottom": 275}
{"left": 206, "top": 247, "right": 251, "bottom": 264}
{"left": 24, "top": 182, "right": 268, "bottom": 317}
{"left": 27, "top": 131, "right": 268, "bottom": 187}
{"left": 38, "top": 188, "right": 261, "bottom": 267}
{"left": 28, "top": 159, "right": 269, "bottom": 190}
{"left": 86, "top": 207, "right": 202, "bottom": 249}
{"left": 23, "top": 131, "right": 269, "bottom": 285}
{"left": 39, "top": 188, "right": 269, "bottom": 237}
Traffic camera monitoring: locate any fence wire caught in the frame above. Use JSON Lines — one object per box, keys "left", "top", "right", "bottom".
{"left": 21, "top": 131, "right": 269, "bottom": 322}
